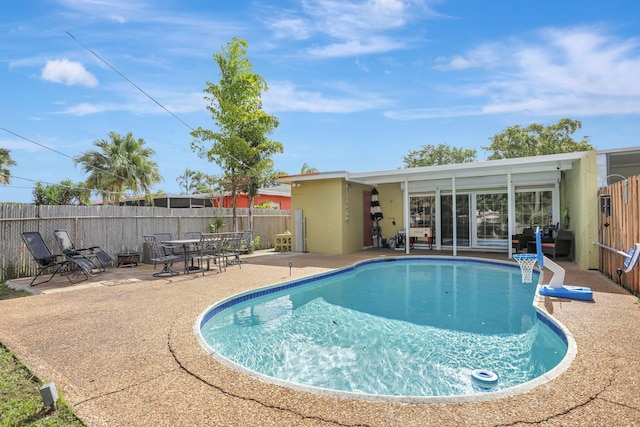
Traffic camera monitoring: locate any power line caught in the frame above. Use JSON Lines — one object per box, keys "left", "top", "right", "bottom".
{"left": 45, "top": 14, "right": 257, "bottom": 171}
{"left": 0, "top": 127, "right": 134, "bottom": 189}
{"left": 6, "top": 5, "right": 256, "bottom": 199}
{"left": 0, "top": 172, "right": 127, "bottom": 199}
{"left": 1, "top": 127, "right": 75, "bottom": 161}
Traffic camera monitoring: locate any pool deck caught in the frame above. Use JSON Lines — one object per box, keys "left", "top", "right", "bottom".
{"left": 2, "top": 249, "right": 639, "bottom": 426}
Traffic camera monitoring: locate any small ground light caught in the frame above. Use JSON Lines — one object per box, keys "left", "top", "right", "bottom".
{"left": 39, "top": 382, "right": 58, "bottom": 409}
{"left": 289, "top": 260, "right": 293, "bottom": 276}
{"left": 616, "top": 267, "right": 623, "bottom": 284}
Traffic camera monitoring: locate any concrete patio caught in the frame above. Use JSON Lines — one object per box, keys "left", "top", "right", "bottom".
{"left": 2, "top": 249, "right": 639, "bottom": 426}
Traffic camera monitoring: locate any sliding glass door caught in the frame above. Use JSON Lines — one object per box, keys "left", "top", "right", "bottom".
{"left": 440, "top": 194, "right": 470, "bottom": 247}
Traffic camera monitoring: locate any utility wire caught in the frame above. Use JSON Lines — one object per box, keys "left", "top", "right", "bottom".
{"left": 1, "top": 127, "right": 75, "bottom": 161}
{"left": 6, "top": 6, "right": 256, "bottom": 201}
{"left": 0, "top": 127, "right": 133, "bottom": 191}
{"left": 0, "top": 172, "right": 126, "bottom": 198}
{"left": 44, "top": 18, "right": 196, "bottom": 133}
{"left": 45, "top": 14, "right": 255, "bottom": 170}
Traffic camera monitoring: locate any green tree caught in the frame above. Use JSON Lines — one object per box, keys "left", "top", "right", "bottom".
{"left": 0, "top": 148, "right": 17, "bottom": 185}
{"left": 403, "top": 143, "right": 477, "bottom": 167}
{"left": 33, "top": 180, "right": 90, "bottom": 205}
{"left": 74, "top": 131, "right": 162, "bottom": 205}
{"left": 191, "top": 37, "right": 282, "bottom": 230}
{"left": 484, "top": 118, "right": 594, "bottom": 160}
{"left": 176, "top": 168, "right": 218, "bottom": 195}
{"left": 300, "top": 163, "right": 319, "bottom": 174}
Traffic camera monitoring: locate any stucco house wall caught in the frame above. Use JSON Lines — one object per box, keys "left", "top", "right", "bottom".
{"left": 562, "top": 151, "right": 600, "bottom": 269}
{"left": 291, "top": 178, "right": 344, "bottom": 254}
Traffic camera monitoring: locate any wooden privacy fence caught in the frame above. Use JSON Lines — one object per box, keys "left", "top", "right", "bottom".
{"left": 597, "top": 175, "right": 640, "bottom": 294}
{"left": 0, "top": 204, "right": 291, "bottom": 282}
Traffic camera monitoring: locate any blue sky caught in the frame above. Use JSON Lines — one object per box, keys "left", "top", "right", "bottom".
{"left": 1, "top": 0, "right": 639, "bottom": 203}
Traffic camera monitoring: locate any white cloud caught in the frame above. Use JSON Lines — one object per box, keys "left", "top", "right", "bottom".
{"left": 308, "top": 37, "right": 405, "bottom": 57}
{"left": 418, "top": 26, "right": 640, "bottom": 118}
{"left": 266, "top": 0, "right": 429, "bottom": 57}
{"left": 41, "top": 59, "right": 99, "bottom": 87}
{"left": 54, "top": 89, "right": 206, "bottom": 116}
{"left": 264, "top": 81, "right": 392, "bottom": 113}
{"left": 57, "top": 102, "right": 104, "bottom": 115}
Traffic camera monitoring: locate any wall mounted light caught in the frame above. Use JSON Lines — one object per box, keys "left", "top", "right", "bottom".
{"left": 293, "top": 182, "right": 301, "bottom": 187}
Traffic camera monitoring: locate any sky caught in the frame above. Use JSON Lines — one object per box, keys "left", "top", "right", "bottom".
{"left": 1, "top": 0, "right": 639, "bottom": 203}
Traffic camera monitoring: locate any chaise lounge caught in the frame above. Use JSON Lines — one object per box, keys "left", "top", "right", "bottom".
{"left": 53, "top": 229, "right": 114, "bottom": 270}
{"left": 22, "top": 231, "right": 101, "bottom": 286}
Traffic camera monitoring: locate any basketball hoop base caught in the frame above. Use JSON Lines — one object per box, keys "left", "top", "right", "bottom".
{"left": 539, "top": 285, "right": 593, "bottom": 301}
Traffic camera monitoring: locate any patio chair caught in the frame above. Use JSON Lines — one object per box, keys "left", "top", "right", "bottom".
{"left": 221, "top": 232, "right": 243, "bottom": 268}
{"left": 511, "top": 227, "right": 534, "bottom": 253}
{"left": 189, "top": 233, "right": 225, "bottom": 275}
{"left": 143, "top": 235, "right": 181, "bottom": 277}
{"left": 182, "top": 231, "right": 203, "bottom": 268}
{"left": 21, "top": 231, "right": 100, "bottom": 286}
{"left": 542, "top": 229, "right": 573, "bottom": 260}
{"left": 183, "top": 231, "right": 203, "bottom": 240}
{"left": 154, "top": 232, "right": 183, "bottom": 256}
{"left": 240, "top": 230, "right": 252, "bottom": 255}
{"left": 53, "top": 229, "right": 114, "bottom": 270}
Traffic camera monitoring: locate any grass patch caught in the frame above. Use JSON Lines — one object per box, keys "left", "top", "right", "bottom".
{"left": 0, "top": 342, "right": 84, "bottom": 426}
{"left": 0, "top": 282, "right": 32, "bottom": 300}
{"left": 0, "top": 286, "right": 84, "bottom": 426}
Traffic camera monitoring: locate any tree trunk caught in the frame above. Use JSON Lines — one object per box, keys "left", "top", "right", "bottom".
{"left": 248, "top": 194, "right": 254, "bottom": 230}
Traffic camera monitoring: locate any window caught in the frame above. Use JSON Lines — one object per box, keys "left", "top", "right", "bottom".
{"left": 475, "top": 193, "right": 508, "bottom": 247}
{"left": 515, "top": 190, "right": 553, "bottom": 231}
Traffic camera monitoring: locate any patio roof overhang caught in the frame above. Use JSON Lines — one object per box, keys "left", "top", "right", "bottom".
{"left": 277, "top": 152, "right": 589, "bottom": 190}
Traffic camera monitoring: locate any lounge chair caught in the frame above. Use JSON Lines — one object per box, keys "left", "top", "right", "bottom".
{"left": 22, "top": 231, "right": 100, "bottom": 286}
{"left": 53, "top": 229, "right": 114, "bottom": 270}
{"left": 143, "top": 235, "right": 181, "bottom": 277}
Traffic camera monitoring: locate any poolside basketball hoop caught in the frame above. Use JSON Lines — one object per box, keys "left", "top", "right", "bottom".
{"left": 513, "top": 254, "right": 538, "bottom": 283}
{"left": 515, "top": 227, "right": 593, "bottom": 301}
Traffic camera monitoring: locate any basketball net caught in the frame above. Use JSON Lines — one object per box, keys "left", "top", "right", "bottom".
{"left": 513, "top": 254, "right": 538, "bottom": 283}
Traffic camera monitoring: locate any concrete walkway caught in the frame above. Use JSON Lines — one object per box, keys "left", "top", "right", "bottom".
{"left": 2, "top": 250, "right": 639, "bottom": 426}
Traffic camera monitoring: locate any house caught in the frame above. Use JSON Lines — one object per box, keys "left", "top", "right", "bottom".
{"left": 211, "top": 186, "right": 291, "bottom": 210}
{"left": 277, "top": 148, "right": 640, "bottom": 271}
{"left": 119, "top": 186, "right": 291, "bottom": 209}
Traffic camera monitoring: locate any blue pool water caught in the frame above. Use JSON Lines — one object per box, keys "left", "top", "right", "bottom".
{"left": 197, "top": 257, "right": 569, "bottom": 399}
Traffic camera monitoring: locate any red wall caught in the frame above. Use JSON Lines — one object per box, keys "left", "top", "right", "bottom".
{"left": 213, "top": 194, "right": 291, "bottom": 210}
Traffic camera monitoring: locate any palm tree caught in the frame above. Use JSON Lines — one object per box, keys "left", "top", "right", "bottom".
{"left": 300, "top": 163, "right": 318, "bottom": 174}
{"left": 74, "top": 131, "right": 162, "bottom": 204}
{"left": 0, "top": 148, "right": 17, "bottom": 185}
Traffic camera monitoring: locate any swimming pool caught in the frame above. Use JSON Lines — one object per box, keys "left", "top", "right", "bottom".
{"left": 195, "top": 257, "right": 575, "bottom": 402}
